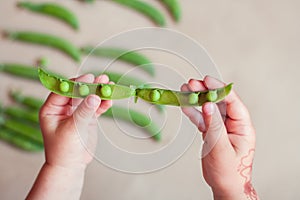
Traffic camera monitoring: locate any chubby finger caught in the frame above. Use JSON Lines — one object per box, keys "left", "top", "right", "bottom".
{"left": 40, "top": 93, "right": 70, "bottom": 118}
{"left": 94, "top": 74, "right": 112, "bottom": 116}
{"left": 203, "top": 76, "right": 251, "bottom": 123}
{"left": 201, "top": 102, "right": 233, "bottom": 158}
{"left": 181, "top": 84, "right": 206, "bottom": 132}
{"left": 73, "top": 95, "right": 101, "bottom": 129}
{"left": 95, "top": 74, "right": 109, "bottom": 84}
{"left": 188, "top": 79, "right": 207, "bottom": 92}
{"left": 69, "top": 74, "right": 95, "bottom": 108}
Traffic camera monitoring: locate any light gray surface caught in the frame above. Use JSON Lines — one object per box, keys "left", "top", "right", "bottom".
{"left": 0, "top": 0, "right": 300, "bottom": 199}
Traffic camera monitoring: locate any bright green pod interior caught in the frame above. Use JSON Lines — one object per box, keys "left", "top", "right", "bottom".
{"left": 38, "top": 68, "right": 135, "bottom": 99}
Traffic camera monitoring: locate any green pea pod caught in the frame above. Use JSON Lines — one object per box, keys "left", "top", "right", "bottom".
{"left": 10, "top": 91, "right": 44, "bottom": 110}
{"left": 160, "top": 0, "right": 181, "bottom": 22}
{"left": 0, "top": 128, "right": 43, "bottom": 151}
{"left": 81, "top": 46, "right": 155, "bottom": 76}
{"left": 135, "top": 83, "right": 233, "bottom": 106}
{"left": 1, "top": 106, "right": 39, "bottom": 124}
{"left": 5, "top": 31, "right": 81, "bottom": 62}
{"left": 1, "top": 119, "right": 43, "bottom": 144}
{"left": 112, "top": 0, "right": 166, "bottom": 26}
{"left": 0, "top": 63, "right": 39, "bottom": 80}
{"left": 103, "top": 106, "right": 161, "bottom": 141}
{"left": 39, "top": 68, "right": 136, "bottom": 99}
{"left": 18, "top": 1, "right": 79, "bottom": 30}
{"left": 0, "top": 63, "right": 65, "bottom": 81}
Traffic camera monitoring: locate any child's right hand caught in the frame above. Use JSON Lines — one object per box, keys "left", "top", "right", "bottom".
{"left": 181, "top": 76, "right": 259, "bottom": 200}
{"left": 39, "top": 73, "right": 112, "bottom": 170}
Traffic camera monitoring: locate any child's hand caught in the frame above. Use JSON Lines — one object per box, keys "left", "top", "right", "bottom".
{"left": 181, "top": 76, "right": 259, "bottom": 200}
{"left": 39, "top": 73, "right": 112, "bottom": 170}
{"left": 27, "top": 74, "right": 112, "bottom": 200}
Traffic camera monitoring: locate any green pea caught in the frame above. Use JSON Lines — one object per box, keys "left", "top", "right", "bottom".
{"left": 206, "top": 90, "right": 218, "bottom": 102}
{"left": 188, "top": 93, "right": 199, "bottom": 105}
{"left": 100, "top": 85, "right": 112, "bottom": 98}
{"left": 149, "top": 90, "right": 161, "bottom": 102}
{"left": 79, "top": 84, "right": 89, "bottom": 96}
{"left": 59, "top": 81, "right": 69, "bottom": 93}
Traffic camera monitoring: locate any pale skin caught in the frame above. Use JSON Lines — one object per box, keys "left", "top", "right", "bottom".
{"left": 26, "top": 74, "right": 112, "bottom": 200}
{"left": 27, "top": 75, "right": 259, "bottom": 200}
{"left": 181, "top": 76, "right": 259, "bottom": 200}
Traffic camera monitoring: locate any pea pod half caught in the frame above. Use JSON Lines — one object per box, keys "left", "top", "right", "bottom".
{"left": 135, "top": 83, "right": 233, "bottom": 106}
{"left": 39, "top": 68, "right": 136, "bottom": 99}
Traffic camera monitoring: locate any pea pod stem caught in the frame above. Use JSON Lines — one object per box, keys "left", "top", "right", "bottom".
{"left": 18, "top": 1, "right": 79, "bottom": 30}
{"left": 103, "top": 106, "right": 161, "bottom": 141}
{"left": 112, "top": 0, "right": 166, "bottom": 26}
{"left": 81, "top": 46, "right": 155, "bottom": 76}
{"left": 5, "top": 31, "right": 81, "bottom": 62}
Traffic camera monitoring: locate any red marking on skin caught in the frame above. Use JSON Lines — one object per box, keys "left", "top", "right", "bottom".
{"left": 244, "top": 181, "right": 258, "bottom": 200}
{"left": 238, "top": 149, "right": 259, "bottom": 200}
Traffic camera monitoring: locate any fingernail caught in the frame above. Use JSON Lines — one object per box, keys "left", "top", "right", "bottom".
{"left": 188, "top": 79, "right": 196, "bottom": 84}
{"left": 207, "top": 103, "right": 215, "bottom": 115}
{"left": 86, "top": 95, "right": 100, "bottom": 108}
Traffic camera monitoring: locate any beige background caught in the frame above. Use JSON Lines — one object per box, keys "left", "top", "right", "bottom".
{"left": 1, "top": 0, "right": 300, "bottom": 199}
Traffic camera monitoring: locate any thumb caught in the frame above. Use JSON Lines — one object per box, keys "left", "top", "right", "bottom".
{"left": 201, "top": 103, "right": 233, "bottom": 158}
{"left": 73, "top": 95, "right": 101, "bottom": 126}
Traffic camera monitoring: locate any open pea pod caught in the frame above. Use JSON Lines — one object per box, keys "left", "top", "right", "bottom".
{"left": 135, "top": 83, "right": 233, "bottom": 106}
{"left": 38, "top": 68, "right": 136, "bottom": 100}
{"left": 39, "top": 68, "right": 232, "bottom": 106}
